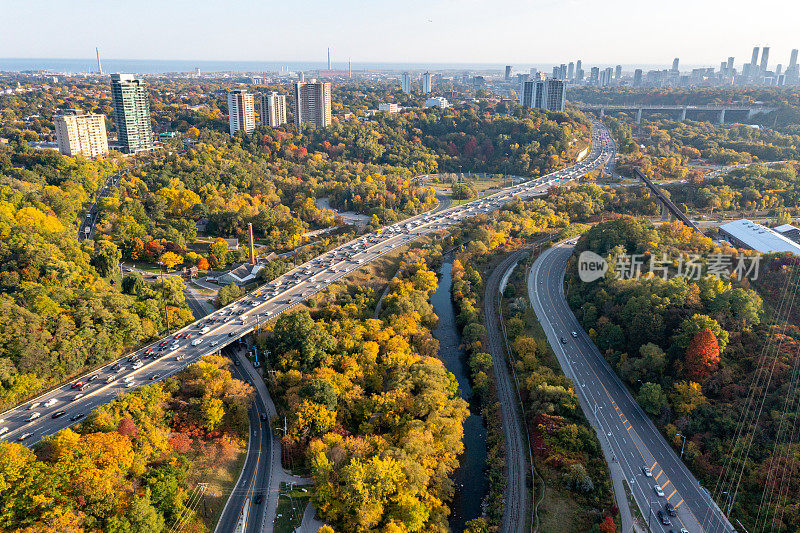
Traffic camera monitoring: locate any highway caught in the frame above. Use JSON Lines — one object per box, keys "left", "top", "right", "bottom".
{"left": 528, "top": 241, "right": 733, "bottom": 533}
{"left": 484, "top": 250, "right": 534, "bottom": 533}
{"left": 79, "top": 170, "right": 122, "bottom": 240}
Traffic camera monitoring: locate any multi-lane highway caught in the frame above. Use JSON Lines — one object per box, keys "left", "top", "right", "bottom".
{"left": 528, "top": 242, "right": 733, "bottom": 533}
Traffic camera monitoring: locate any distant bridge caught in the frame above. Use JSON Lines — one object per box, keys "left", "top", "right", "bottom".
{"left": 634, "top": 168, "right": 702, "bottom": 233}
{"left": 579, "top": 103, "right": 776, "bottom": 124}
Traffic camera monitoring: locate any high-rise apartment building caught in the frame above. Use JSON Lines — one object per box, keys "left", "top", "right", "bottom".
{"left": 110, "top": 73, "right": 154, "bottom": 153}
{"left": 633, "top": 69, "right": 643, "bottom": 86}
{"left": 672, "top": 58, "right": 680, "bottom": 72}
{"left": 760, "top": 46, "right": 770, "bottom": 73}
{"left": 401, "top": 72, "right": 411, "bottom": 93}
{"left": 504, "top": 65, "right": 512, "bottom": 80}
{"left": 751, "top": 47, "right": 760, "bottom": 68}
{"left": 54, "top": 110, "right": 109, "bottom": 158}
{"left": 227, "top": 90, "right": 256, "bottom": 134}
{"left": 422, "top": 72, "right": 432, "bottom": 93}
{"left": 261, "top": 92, "right": 287, "bottom": 127}
{"left": 294, "top": 80, "right": 332, "bottom": 128}
{"left": 589, "top": 66, "right": 600, "bottom": 85}
{"left": 567, "top": 62, "right": 575, "bottom": 80}
{"left": 614, "top": 65, "right": 622, "bottom": 79}
{"left": 519, "top": 79, "right": 565, "bottom": 112}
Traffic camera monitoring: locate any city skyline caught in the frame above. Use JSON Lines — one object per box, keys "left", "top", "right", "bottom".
{"left": 4, "top": 0, "right": 799, "bottom": 66}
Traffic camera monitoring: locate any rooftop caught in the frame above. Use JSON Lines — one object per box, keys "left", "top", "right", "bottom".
{"left": 719, "top": 219, "right": 800, "bottom": 254}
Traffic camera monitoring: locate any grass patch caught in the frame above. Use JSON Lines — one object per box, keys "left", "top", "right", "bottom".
{"left": 537, "top": 484, "right": 597, "bottom": 533}
{"left": 273, "top": 482, "right": 312, "bottom": 533}
{"left": 192, "top": 438, "right": 248, "bottom": 529}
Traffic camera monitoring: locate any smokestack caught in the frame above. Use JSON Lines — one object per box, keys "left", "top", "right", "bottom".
{"left": 248, "top": 223, "right": 255, "bottom": 264}
{"left": 96, "top": 47, "right": 102, "bottom": 75}
{"left": 327, "top": 47, "right": 331, "bottom": 70}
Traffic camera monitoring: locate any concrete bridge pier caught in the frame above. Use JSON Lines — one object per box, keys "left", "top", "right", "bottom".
{"left": 635, "top": 108, "right": 642, "bottom": 124}
{"left": 680, "top": 107, "right": 687, "bottom": 121}
{"left": 718, "top": 109, "right": 726, "bottom": 125}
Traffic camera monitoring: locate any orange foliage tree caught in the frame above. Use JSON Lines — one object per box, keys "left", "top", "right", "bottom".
{"left": 685, "top": 328, "right": 720, "bottom": 382}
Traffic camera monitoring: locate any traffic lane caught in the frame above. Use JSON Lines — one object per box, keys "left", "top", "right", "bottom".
{"left": 528, "top": 253, "right": 678, "bottom": 532}
{"left": 540, "top": 245, "right": 721, "bottom": 532}
{"left": 538, "top": 248, "right": 684, "bottom": 532}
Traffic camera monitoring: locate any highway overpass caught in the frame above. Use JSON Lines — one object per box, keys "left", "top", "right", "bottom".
{"left": 579, "top": 103, "right": 776, "bottom": 124}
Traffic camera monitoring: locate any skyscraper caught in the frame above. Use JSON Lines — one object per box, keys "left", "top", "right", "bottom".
{"left": 751, "top": 47, "right": 760, "bottom": 68}
{"left": 54, "top": 110, "right": 108, "bottom": 158}
{"left": 519, "top": 79, "right": 565, "bottom": 111}
{"left": 614, "top": 65, "right": 622, "bottom": 80}
{"left": 760, "top": 46, "right": 770, "bottom": 73}
{"left": 633, "top": 69, "right": 643, "bottom": 86}
{"left": 567, "top": 62, "right": 575, "bottom": 80}
{"left": 590, "top": 66, "right": 600, "bottom": 85}
{"left": 227, "top": 90, "right": 255, "bottom": 135}
{"left": 790, "top": 49, "right": 799, "bottom": 70}
{"left": 422, "top": 72, "right": 432, "bottom": 93}
{"left": 261, "top": 92, "right": 287, "bottom": 127}
{"left": 294, "top": 80, "right": 331, "bottom": 128}
{"left": 401, "top": 72, "right": 411, "bottom": 93}
{"left": 672, "top": 58, "right": 680, "bottom": 72}
{"left": 110, "top": 73, "right": 154, "bottom": 153}
{"left": 727, "top": 57, "right": 735, "bottom": 71}
{"left": 504, "top": 65, "right": 512, "bottom": 80}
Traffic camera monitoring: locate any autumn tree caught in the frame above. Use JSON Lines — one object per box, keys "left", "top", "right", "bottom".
{"left": 158, "top": 251, "right": 183, "bottom": 271}
{"left": 685, "top": 328, "right": 720, "bottom": 382}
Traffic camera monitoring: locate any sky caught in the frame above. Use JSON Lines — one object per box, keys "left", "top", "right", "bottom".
{"left": 4, "top": 0, "right": 800, "bottom": 68}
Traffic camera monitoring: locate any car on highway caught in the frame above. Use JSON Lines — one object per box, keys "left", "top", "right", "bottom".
{"left": 657, "top": 510, "right": 671, "bottom": 526}
{"left": 560, "top": 337, "right": 567, "bottom": 344}
{"left": 105, "top": 376, "right": 116, "bottom": 384}
{"left": 654, "top": 484, "right": 665, "bottom": 497}
{"left": 642, "top": 466, "right": 652, "bottom": 477}
{"left": 44, "top": 398, "right": 58, "bottom": 407}
{"left": 0, "top": 427, "right": 8, "bottom": 436}
{"left": 72, "top": 393, "right": 85, "bottom": 401}
{"left": 51, "top": 410, "right": 66, "bottom": 419}
{"left": 150, "top": 373, "right": 160, "bottom": 380}
{"left": 70, "top": 413, "right": 84, "bottom": 421}
{"left": 571, "top": 331, "right": 578, "bottom": 338}
{"left": 17, "top": 432, "right": 33, "bottom": 441}
{"left": 211, "top": 341, "right": 219, "bottom": 347}
{"left": 71, "top": 380, "right": 84, "bottom": 389}
{"left": 27, "top": 412, "right": 41, "bottom": 421}
{"left": 87, "top": 374, "right": 99, "bottom": 382}
{"left": 132, "top": 361, "right": 143, "bottom": 370}
{"left": 664, "top": 502, "right": 676, "bottom": 517}
{"left": 29, "top": 402, "right": 40, "bottom": 410}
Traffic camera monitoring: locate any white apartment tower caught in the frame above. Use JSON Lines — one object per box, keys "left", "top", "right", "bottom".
{"left": 422, "top": 72, "right": 432, "bottom": 93}
{"left": 54, "top": 110, "right": 109, "bottom": 158}
{"left": 519, "top": 79, "right": 566, "bottom": 112}
{"left": 227, "top": 90, "right": 256, "bottom": 135}
{"left": 261, "top": 92, "right": 287, "bottom": 127}
{"left": 401, "top": 72, "right": 411, "bottom": 93}
{"left": 294, "top": 80, "right": 332, "bottom": 128}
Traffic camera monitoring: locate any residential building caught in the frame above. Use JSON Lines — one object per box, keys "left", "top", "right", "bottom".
{"left": 519, "top": 78, "right": 566, "bottom": 111}
{"left": 615, "top": 65, "right": 622, "bottom": 79}
{"left": 504, "top": 65, "right": 512, "bottom": 80}
{"left": 633, "top": 69, "right": 643, "bottom": 86}
{"left": 260, "top": 91, "right": 287, "bottom": 127}
{"left": 424, "top": 97, "right": 449, "bottom": 109}
{"left": 53, "top": 110, "right": 109, "bottom": 158}
{"left": 294, "top": 80, "right": 332, "bottom": 128}
{"left": 227, "top": 90, "right": 256, "bottom": 134}
{"left": 672, "top": 58, "right": 680, "bottom": 72}
{"left": 110, "top": 73, "right": 154, "bottom": 153}
{"left": 401, "top": 72, "right": 411, "bottom": 93}
{"left": 760, "top": 46, "right": 770, "bottom": 73}
{"left": 378, "top": 103, "right": 400, "bottom": 113}
{"left": 422, "top": 72, "right": 432, "bottom": 93}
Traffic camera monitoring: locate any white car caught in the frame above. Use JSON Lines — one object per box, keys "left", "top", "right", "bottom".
{"left": 0, "top": 427, "right": 9, "bottom": 436}
{"left": 132, "top": 361, "right": 143, "bottom": 369}
{"left": 27, "top": 412, "right": 41, "bottom": 421}
{"left": 44, "top": 398, "right": 58, "bottom": 407}
{"left": 654, "top": 485, "right": 665, "bottom": 497}
{"left": 210, "top": 341, "right": 219, "bottom": 347}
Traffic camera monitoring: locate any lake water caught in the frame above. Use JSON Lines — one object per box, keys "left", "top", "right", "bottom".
{"left": 431, "top": 259, "right": 488, "bottom": 532}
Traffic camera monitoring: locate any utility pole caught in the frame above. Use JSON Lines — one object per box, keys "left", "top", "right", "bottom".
{"left": 677, "top": 433, "right": 687, "bottom": 459}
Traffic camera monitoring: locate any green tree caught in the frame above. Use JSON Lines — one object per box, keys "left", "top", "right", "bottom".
{"left": 107, "top": 492, "right": 165, "bottom": 533}
{"left": 91, "top": 240, "right": 122, "bottom": 277}
{"left": 637, "top": 382, "right": 668, "bottom": 416}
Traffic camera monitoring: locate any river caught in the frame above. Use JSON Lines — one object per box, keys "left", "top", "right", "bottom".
{"left": 431, "top": 258, "right": 488, "bottom": 532}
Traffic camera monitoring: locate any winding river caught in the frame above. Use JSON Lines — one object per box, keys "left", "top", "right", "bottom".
{"left": 431, "top": 257, "right": 489, "bottom": 532}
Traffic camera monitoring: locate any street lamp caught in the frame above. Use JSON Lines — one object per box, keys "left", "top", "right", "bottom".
{"left": 677, "top": 433, "right": 687, "bottom": 459}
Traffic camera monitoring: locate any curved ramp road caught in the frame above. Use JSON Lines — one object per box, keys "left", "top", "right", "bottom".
{"left": 528, "top": 242, "right": 734, "bottom": 533}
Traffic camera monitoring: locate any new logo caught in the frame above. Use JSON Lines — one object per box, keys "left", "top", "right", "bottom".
{"left": 578, "top": 251, "right": 608, "bottom": 282}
